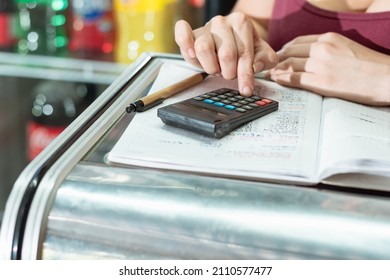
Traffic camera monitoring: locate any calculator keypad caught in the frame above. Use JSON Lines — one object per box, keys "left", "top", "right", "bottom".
{"left": 193, "top": 88, "right": 273, "bottom": 113}
{"left": 158, "top": 87, "right": 279, "bottom": 138}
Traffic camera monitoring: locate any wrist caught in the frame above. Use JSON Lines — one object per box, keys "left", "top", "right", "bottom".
{"left": 374, "top": 62, "right": 390, "bottom": 106}
{"left": 240, "top": 14, "right": 267, "bottom": 41}
{"left": 382, "top": 64, "right": 390, "bottom": 105}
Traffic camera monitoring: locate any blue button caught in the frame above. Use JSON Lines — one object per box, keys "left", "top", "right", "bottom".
{"left": 214, "top": 102, "right": 225, "bottom": 107}
{"left": 224, "top": 105, "right": 236, "bottom": 110}
{"left": 203, "top": 99, "right": 214, "bottom": 104}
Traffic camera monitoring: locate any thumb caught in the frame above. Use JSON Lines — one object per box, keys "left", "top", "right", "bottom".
{"left": 253, "top": 39, "right": 278, "bottom": 73}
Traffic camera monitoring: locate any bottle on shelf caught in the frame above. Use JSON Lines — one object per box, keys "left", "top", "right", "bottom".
{"left": 181, "top": 0, "right": 205, "bottom": 30}
{"left": 27, "top": 80, "right": 95, "bottom": 160}
{"left": 16, "top": 0, "right": 69, "bottom": 56}
{"left": 0, "top": 0, "right": 18, "bottom": 51}
{"left": 113, "top": 0, "right": 179, "bottom": 64}
{"left": 68, "top": 0, "right": 116, "bottom": 61}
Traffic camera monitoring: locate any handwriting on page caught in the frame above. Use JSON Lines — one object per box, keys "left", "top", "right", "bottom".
{"left": 223, "top": 84, "right": 309, "bottom": 150}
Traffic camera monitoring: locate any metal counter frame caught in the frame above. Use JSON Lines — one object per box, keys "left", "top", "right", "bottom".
{"left": 1, "top": 53, "right": 390, "bottom": 260}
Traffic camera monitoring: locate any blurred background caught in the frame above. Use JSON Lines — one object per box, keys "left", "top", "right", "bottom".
{"left": 0, "top": 0, "right": 237, "bottom": 228}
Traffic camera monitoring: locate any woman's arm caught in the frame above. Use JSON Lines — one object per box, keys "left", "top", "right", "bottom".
{"left": 174, "top": 0, "right": 278, "bottom": 96}
{"left": 232, "top": 0, "right": 275, "bottom": 40}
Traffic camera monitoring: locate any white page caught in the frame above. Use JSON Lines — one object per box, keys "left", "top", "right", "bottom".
{"left": 317, "top": 98, "right": 390, "bottom": 180}
{"left": 107, "top": 63, "right": 323, "bottom": 184}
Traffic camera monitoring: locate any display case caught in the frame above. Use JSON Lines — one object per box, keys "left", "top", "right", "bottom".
{"left": 0, "top": 52, "right": 127, "bottom": 226}
{"left": 1, "top": 53, "right": 390, "bottom": 260}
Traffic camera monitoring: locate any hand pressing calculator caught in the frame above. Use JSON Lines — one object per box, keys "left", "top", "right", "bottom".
{"left": 157, "top": 88, "right": 278, "bottom": 139}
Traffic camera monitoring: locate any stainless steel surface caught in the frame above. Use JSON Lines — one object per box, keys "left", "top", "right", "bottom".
{"left": 43, "top": 163, "right": 390, "bottom": 259}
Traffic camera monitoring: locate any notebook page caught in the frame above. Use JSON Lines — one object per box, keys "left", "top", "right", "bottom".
{"left": 317, "top": 98, "right": 390, "bottom": 180}
{"left": 107, "top": 63, "right": 323, "bottom": 184}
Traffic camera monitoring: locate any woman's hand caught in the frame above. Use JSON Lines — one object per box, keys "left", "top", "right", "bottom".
{"left": 269, "top": 32, "right": 390, "bottom": 106}
{"left": 174, "top": 12, "right": 278, "bottom": 96}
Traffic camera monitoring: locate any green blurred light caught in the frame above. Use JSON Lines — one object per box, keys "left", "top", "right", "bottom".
{"left": 51, "top": 15, "right": 66, "bottom": 26}
{"left": 55, "top": 36, "right": 68, "bottom": 48}
{"left": 52, "top": 0, "right": 68, "bottom": 11}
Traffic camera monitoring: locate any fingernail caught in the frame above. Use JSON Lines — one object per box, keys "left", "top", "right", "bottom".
{"left": 252, "top": 61, "right": 264, "bottom": 73}
{"left": 269, "top": 74, "right": 276, "bottom": 81}
{"left": 263, "top": 70, "right": 271, "bottom": 80}
{"left": 188, "top": 48, "right": 196, "bottom": 59}
{"left": 242, "top": 86, "right": 252, "bottom": 96}
{"left": 255, "top": 70, "right": 270, "bottom": 80}
{"left": 276, "top": 49, "right": 285, "bottom": 59}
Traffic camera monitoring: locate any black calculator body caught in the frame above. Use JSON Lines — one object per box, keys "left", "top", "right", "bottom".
{"left": 157, "top": 88, "right": 279, "bottom": 139}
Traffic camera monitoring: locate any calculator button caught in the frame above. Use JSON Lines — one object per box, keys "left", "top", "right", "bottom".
{"left": 261, "top": 98, "right": 272, "bottom": 104}
{"left": 235, "top": 108, "right": 247, "bottom": 113}
{"left": 203, "top": 99, "right": 215, "bottom": 104}
{"left": 251, "top": 96, "right": 261, "bottom": 101}
{"left": 255, "top": 101, "right": 267, "bottom": 106}
{"left": 201, "top": 94, "right": 211, "bottom": 98}
{"left": 224, "top": 105, "right": 236, "bottom": 110}
{"left": 249, "top": 103, "right": 260, "bottom": 108}
{"left": 214, "top": 88, "right": 229, "bottom": 94}
{"left": 228, "top": 97, "right": 238, "bottom": 102}
{"left": 214, "top": 102, "right": 225, "bottom": 107}
{"left": 221, "top": 99, "right": 232, "bottom": 104}
{"left": 193, "top": 96, "right": 204, "bottom": 101}
{"left": 225, "top": 92, "right": 236, "bottom": 97}
{"left": 231, "top": 102, "right": 242, "bottom": 107}
{"left": 235, "top": 95, "right": 245, "bottom": 99}
{"left": 238, "top": 100, "right": 249, "bottom": 105}
{"left": 211, "top": 97, "right": 221, "bottom": 101}
{"left": 242, "top": 105, "right": 254, "bottom": 110}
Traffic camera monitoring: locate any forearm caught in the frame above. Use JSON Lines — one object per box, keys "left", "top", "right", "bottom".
{"left": 232, "top": 0, "right": 274, "bottom": 41}
{"left": 245, "top": 13, "right": 269, "bottom": 41}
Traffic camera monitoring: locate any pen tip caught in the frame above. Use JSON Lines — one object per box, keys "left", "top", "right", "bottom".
{"left": 126, "top": 104, "right": 136, "bottom": 113}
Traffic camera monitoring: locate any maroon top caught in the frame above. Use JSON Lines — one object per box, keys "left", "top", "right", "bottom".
{"left": 268, "top": 0, "right": 390, "bottom": 54}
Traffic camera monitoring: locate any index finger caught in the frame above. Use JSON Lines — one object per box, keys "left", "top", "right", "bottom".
{"left": 228, "top": 14, "right": 256, "bottom": 96}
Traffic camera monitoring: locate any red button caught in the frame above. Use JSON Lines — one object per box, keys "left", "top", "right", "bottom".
{"left": 261, "top": 98, "right": 272, "bottom": 104}
{"left": 255, "top": 101, "right": 266, "bottom": 106}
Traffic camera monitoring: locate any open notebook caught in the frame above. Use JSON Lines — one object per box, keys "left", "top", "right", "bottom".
{"left": 106, "top": 62, "right": 390, "bottom": 190}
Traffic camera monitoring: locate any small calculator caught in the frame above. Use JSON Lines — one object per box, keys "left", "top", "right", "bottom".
{"left": 157, "top": 88, "right": 278, "bottom": 139}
